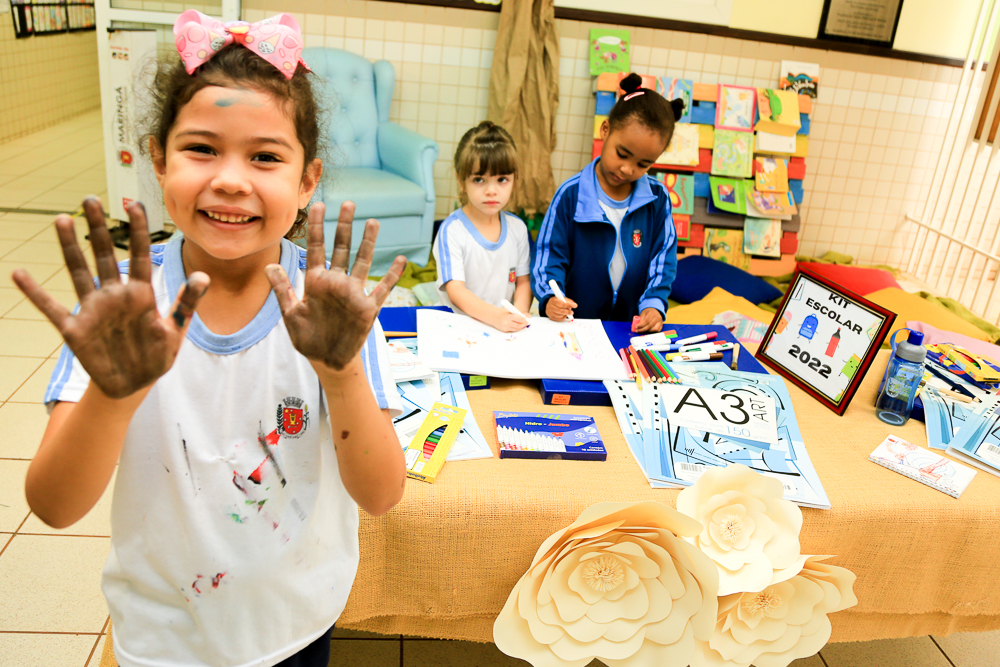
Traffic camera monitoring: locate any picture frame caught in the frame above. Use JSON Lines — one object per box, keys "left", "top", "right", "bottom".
{"left": 757, "top": 265, "right": 896, "bottom": 415}
{"left": 817, "top": 0, "right": 904, "bottom": 47}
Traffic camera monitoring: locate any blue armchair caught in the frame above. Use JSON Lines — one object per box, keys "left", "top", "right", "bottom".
{"left": 303, "top": 48, "right": 439, "bottom": 273}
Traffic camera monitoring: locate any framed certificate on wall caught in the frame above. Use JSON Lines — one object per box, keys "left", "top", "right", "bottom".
{"left": 757, "top": 266, "right": 896, "bottom": 416}
{"left": 818, "top": 0, "right": 904, "bottom": 46}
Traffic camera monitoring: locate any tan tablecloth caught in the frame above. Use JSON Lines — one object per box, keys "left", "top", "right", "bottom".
{"left": 340, "top": 349, "right": 1000, "bottom": 643}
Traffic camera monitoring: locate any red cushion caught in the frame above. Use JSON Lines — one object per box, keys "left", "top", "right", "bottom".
{"left": 797, "top": 262, "right": 901, "bottom": 296}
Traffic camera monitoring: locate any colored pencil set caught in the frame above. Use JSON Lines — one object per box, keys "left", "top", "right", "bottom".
{"left": 496, "top": 425, "right": 566, "bottom": 452}
{"left": 404, "top": 402, "right": 467, "bottom": 483}
{"left": 619, "top": 345, "right": 681, "bottom": 386}
{"left": 493, "top": 411, "right": 607, "bottom": 460}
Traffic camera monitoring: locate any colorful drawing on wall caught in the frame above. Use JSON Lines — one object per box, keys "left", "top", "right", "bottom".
{"left": 715, "top": 84, "right": 756, "bottom": 131}
{"left": 703, "top": 228, "right": 751, "bottom": 270}
{"left": 743, "top": 216, "right": 782, "bottom": 257}
{"left": 755, "top": 157, "right": 789, "bottom": 193}
{"left": 659, "top": 172, "right": 694, "bottom": 215}
{"left": 589, "top": 29, "right": 630, "bottom": 75}
{"left": 656, "top": 123, "right": 700, "bottom": 166}
{"left": 711, "top": 130, "right": 753, "bottom": 178}
{"left": 658, "top": 77, "right": 692, "bottom": 123}
{"left": 780, "top": 60, "right": 819, "bottom": 98}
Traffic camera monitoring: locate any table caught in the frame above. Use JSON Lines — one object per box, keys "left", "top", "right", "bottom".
{"left": 338, "top": 348, "right": 1000, "bottom": 643}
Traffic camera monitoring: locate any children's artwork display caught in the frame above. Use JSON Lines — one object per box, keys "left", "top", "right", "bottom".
{"left": 658, "top": 77, "right": 692, "bottom": 123}
{"left": 757, "top": 266, "right": 896, "bottom": 415}
{"left": 715, "top": 84, "right": 756, "bottom": 131}
{"left": 743, "top": 216, "right": 782, "bottom": 257}
{"left": 656, "top": 123, "right": 700, "bottom": 166}
{"left": 658, "top": 172, "right": 694, "bottom": 215}
{"left": 604, "top": 365, "right": 831, "bottom": 509}
{"left": 417, "top": 310, "right": 629, "bottom": 381}
{"left": 711, "top": 130, "right": 753, "bottom": 178}
{"left": 589, "top": 29, "right": 630, "bottom": 75}
{"left": 703, "top": 227, "right": 751, "bottom": 269}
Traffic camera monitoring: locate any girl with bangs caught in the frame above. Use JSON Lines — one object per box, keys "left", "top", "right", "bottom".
{"left": 433, "top": 121, "right": 532, "bottom": 332}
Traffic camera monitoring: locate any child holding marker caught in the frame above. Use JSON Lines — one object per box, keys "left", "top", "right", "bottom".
{"left": 532, "top": 73, "right": 684, "bottom": 333}
{"left": 434, "top": 121, "right": 532, "bottom": 332}
{"left": 12, "top": 11, "right": 405, "bottom": 667}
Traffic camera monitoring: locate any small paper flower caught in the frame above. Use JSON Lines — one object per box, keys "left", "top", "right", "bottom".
{"left": 494, "top": 501, "right": 719, "bottom": 667}
{"left": 676, "top": 464, "right": 804, "bottom": 596}
{"left": 694, "top": 556, "right": 858, "bottom": 667}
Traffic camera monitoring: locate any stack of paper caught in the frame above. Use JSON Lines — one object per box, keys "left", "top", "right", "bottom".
{"left": 605, "top": 364, "right": 830, "bottom": 509}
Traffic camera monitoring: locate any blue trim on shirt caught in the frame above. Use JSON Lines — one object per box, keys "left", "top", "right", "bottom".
{"left": 437, "top": 215, "right": 457, "bottom": 283}
{"left": 363, "top": 328, "right": 388, "bottom": 410}
{"left": 456, "top": 209, "right": 508, "bottom": 252}
{"left": 44, "top": 340, "right": 76, "bottom": 404}
{"left": 164, "top": 236, "right": 298, "bottom": 355}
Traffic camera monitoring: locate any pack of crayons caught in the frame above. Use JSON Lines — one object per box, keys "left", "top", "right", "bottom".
{"left": 938, "top": 344, "right": 1000, "bottom": 384}
{"left": 492, "top": 412, "right": 607, "bottom": 460}
{"left": 404, "top": 402, "right": 467, "bottom": 483}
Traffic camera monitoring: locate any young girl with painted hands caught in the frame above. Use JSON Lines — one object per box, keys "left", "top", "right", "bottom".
{"left": 10, "top": 11, "right": 406, "bottom": 667}
{"left": 532, "top": 73, "right": 684, "bottom": 333}
{"left": 434, "top": 121, "right": 532, "bottom": 332}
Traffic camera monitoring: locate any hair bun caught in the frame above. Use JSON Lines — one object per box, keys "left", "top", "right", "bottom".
{"left": 620, "top": 73, "right": 643, "bottom": 94}
{"left": 669, "top": 97, "right": 686, "bottom": 121}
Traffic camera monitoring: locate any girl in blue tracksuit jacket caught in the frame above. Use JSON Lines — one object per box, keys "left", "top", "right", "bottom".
{"left": 532, "top": 73, "right": 685, "bottom": 333}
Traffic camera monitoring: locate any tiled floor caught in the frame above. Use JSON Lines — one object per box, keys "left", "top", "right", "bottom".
{"left": 2, "top": 111, "right": 1000, "bottom": 667}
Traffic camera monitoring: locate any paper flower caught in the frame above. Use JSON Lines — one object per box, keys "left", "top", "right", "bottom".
{"left": 694, "top": 556, "right": 858, "bottom": 667}
{"left": 676, "top": 464, "right": 804, "bottom": 596}
{"left": 493, "top": 501, "right": 719, "bottom": 667}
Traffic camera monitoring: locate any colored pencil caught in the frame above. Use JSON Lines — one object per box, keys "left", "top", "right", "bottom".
{"left": 639, "top": 348, "right": 669, "bottom": 383}
{"left": 650, "top": 349, "right": 680, "bottom": 383}
{"left": 628, "top": 345, "right": 652, "bottom": 384}
{"left": 629, "top": 345, "right": 656, "bottom": 383}
{"left": 618, "top": 348, "right": 634, "bottom": 379}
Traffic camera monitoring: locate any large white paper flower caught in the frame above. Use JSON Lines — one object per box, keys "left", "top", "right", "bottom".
{"left": 676, "top": 464, "right": 804, "bottom": 596}
{"left": 695, "top": 555, "right": 858, "bottom": 667}
{"left": 493, "top": 501, "right": 720, "bottom": 667}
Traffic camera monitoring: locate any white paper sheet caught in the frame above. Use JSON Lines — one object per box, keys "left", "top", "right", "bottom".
{"left": 417, "top": 310, "right": 628, "bottom": 381}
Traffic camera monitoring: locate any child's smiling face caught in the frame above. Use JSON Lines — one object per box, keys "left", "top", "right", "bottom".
{"left": 596, "top": 119, "right": 669, "bottom": 199}
{"left": 153, "top": 85, "right": 320, "bottom": 267}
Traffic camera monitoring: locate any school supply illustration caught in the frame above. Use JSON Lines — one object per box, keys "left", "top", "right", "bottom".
{"left": 493, "top": 412, "right": 607, "bottom": 460}
{"left": 404, "top": 402, "right": 467, "bottom": 483}
{"left": 870, "top": 434, "right": 975, "bottom": 498}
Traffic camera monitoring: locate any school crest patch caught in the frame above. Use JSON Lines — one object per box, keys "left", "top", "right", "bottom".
{"left": 508, "top": 268, "right": 516, "bottom": 283}
{"left": 276, "top": 396, "right": 309, "bottom": 438}
{"left": 632, "top": 229, "right": 642, "bottom": 248}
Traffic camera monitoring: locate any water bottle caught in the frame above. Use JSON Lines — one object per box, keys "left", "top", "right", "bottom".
{"left": 875, "top": 329, "right": 926, "bottom": 426}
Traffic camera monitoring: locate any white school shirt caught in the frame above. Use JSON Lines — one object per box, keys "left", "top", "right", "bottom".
{"left": 433, "top": 209, "right": 530, "bottom": 312}
{"left": 45, "top": 237, "right": 401, "bottom": 667}
{"left": 596, "top": 182, "right": 632, "bottom": 292}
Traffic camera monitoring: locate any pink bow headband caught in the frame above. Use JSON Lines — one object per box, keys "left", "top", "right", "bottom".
{"left": 173, "top": 9, "right": 310, "bottom": 80}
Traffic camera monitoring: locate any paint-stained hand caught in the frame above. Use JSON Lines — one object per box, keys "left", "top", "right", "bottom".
{"left": 635, "top": 307, "right": 664, "bottom": 333}
{"left": 10, "top": 199, "right": 209, "bottom": 399}
{"left": 266, "top": 202, "right": 405, "bottom": 371}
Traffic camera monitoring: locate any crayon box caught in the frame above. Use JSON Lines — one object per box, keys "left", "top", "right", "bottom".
{"left": 492, "top": 412, "right": 607, "bottom": 461}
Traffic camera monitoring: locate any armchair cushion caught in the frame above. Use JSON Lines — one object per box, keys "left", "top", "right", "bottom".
{"left": 378, "top": 121, "right": 438, "bottom": 200}
{"left": 322, "top": 167, "right": 428, "bottom": 223}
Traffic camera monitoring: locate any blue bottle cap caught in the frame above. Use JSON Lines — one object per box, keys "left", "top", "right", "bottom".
{"left": 907, "top": 330, "right": 925, "bottom": 346}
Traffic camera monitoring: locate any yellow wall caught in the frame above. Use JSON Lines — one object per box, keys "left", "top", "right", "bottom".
{"left": 893, "top": 0, "right": 982, "bottom": 59}
{"left": 557, "top": 0, "right": 986, "bottom": 59}
{"left": 729, "top": 0, "right": 824, "bottom": 38}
